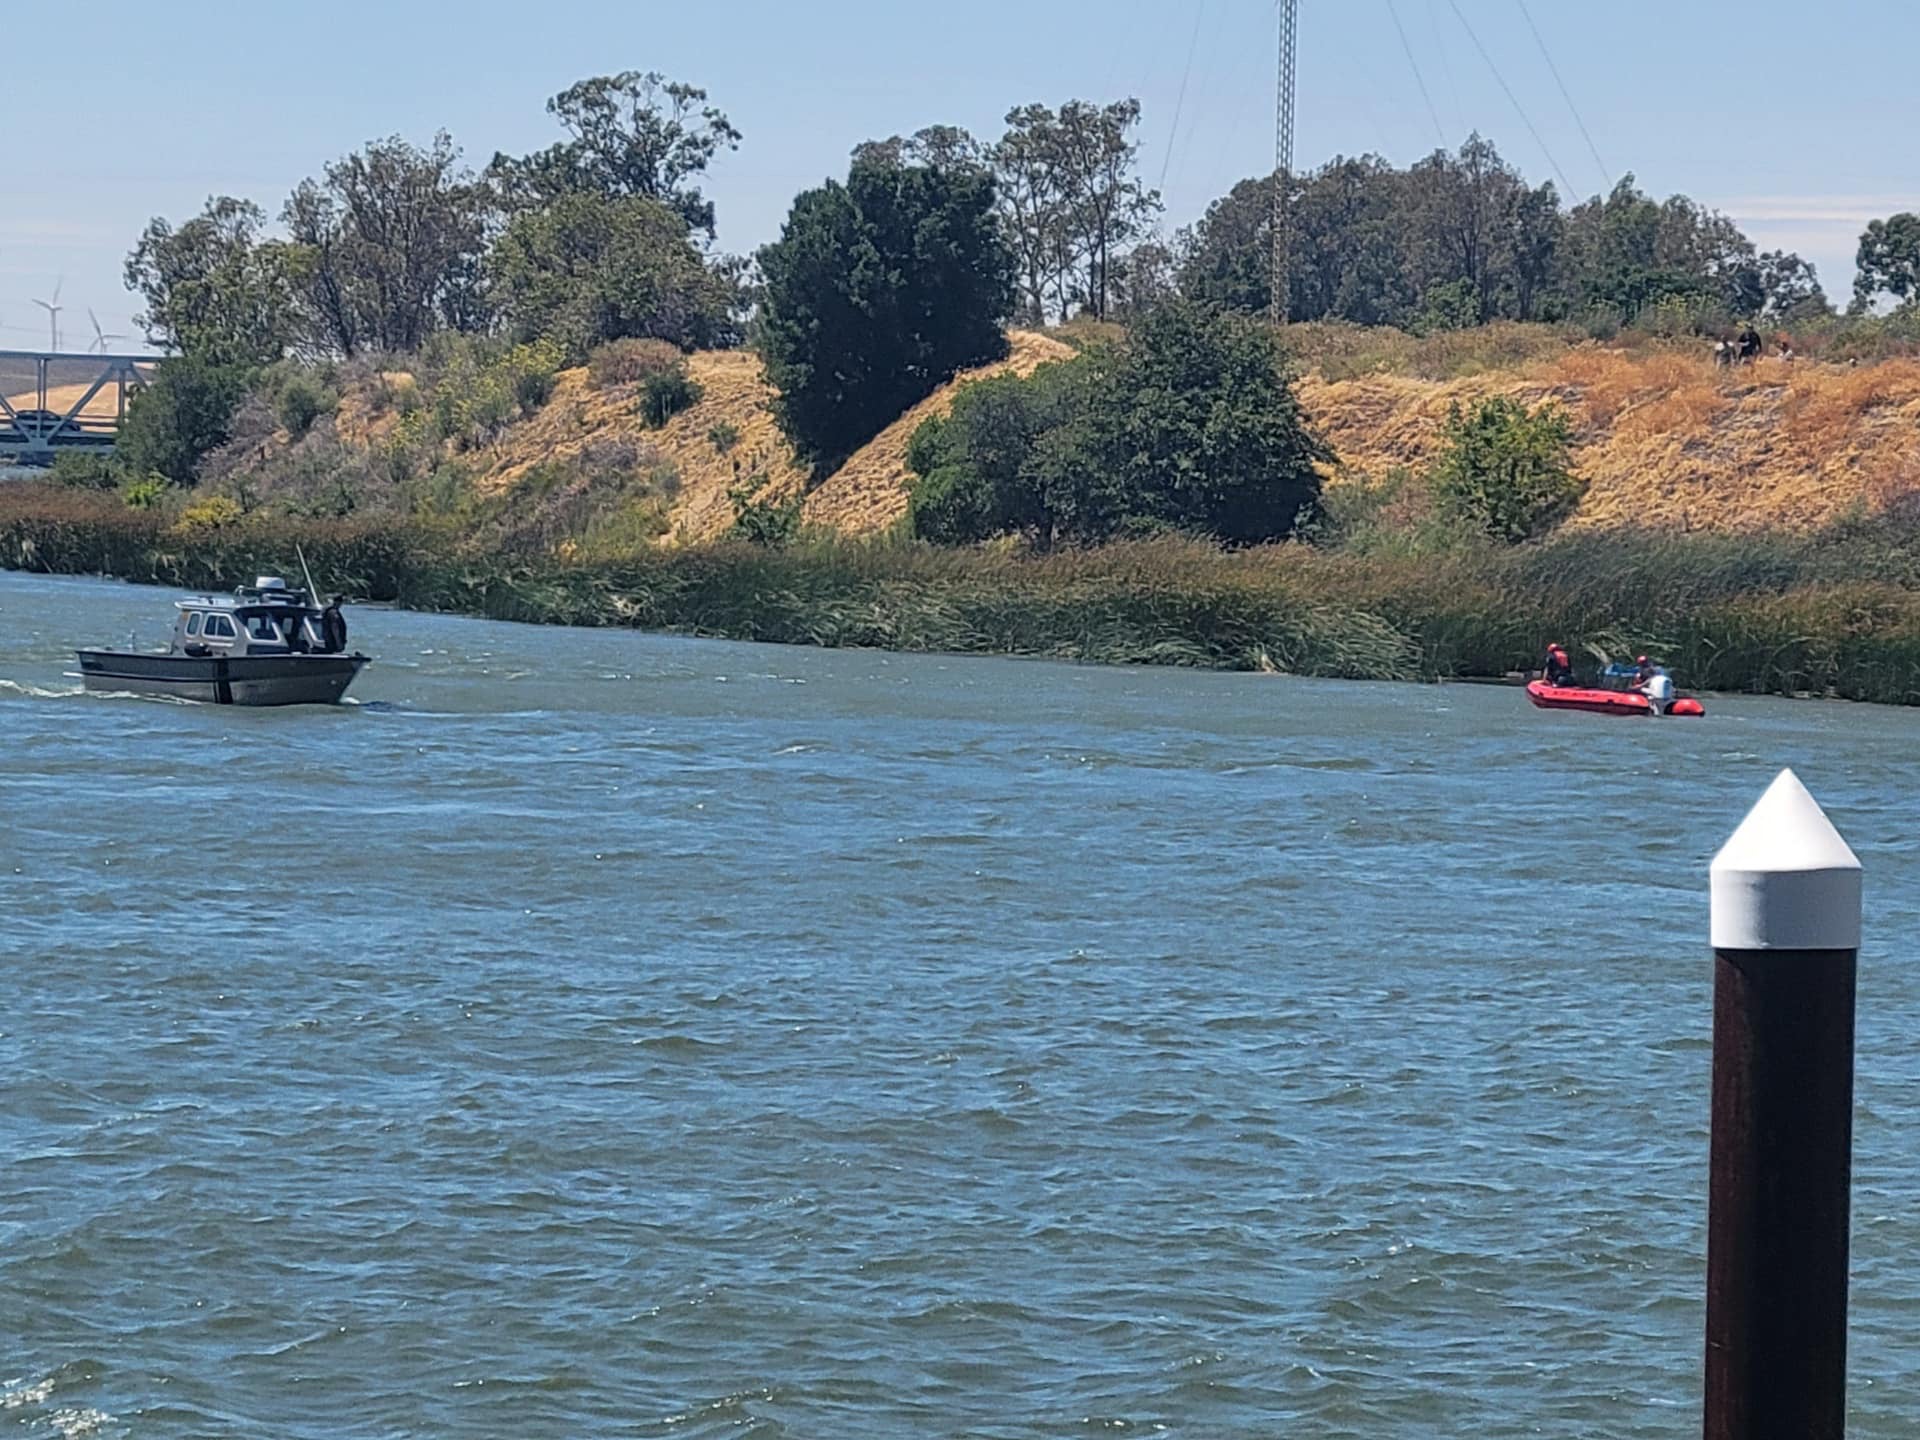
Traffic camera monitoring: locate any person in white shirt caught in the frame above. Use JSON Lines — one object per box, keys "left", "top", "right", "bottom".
{"left": 1630, "top": 655, "right": 1676, "bottom": 714}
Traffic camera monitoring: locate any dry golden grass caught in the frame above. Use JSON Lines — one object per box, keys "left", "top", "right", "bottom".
{"left": 466, "top": 351, "right": 808, "bottom": 543}
{"left": 5, "top": 381, "right": 123, "bottom": 420}
{"left": 222, "top": 329, "right": 1920, "bottom": 546}
{"left": 1312, "top": 345, "right": 1920, "bottom": 533}
{"left": 801, "top": 330, "right": 1076, "bottom": 535}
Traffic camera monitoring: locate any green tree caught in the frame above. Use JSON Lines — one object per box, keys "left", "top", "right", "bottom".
{"left": 1853, "top": 214, "right": 1920, "bottom": 312}
{"left": 758, "top": 156, "right": 1013, "bottom": 470}
{"left": 1177, "top": 174, "right": 1276, "bottom": 315}
{"left": 283, "top": 132, "right": 492, "bottom": 356}
{"left": 489, "top": 192, "right": 739, "bottom": 358}
{"left": 909, "top": 301, "right": 1328, "bottom": 548}
{"left": 852, "top": 125, "right": 984, "bottom": 174}
{"left": 990, "top": 100, "right": 1160, "bottom": 322}
{"left": 1078, "top": 300, "right": 1327, "bottom": 543}
{"left": 907, "top": 363, "right": 1091, "bottom": 546}
{"left": 488, "top": 72, "right": 740, "bottom": 236}
{"left": 1431, "top": 396, "right": 1581, "bottom": 543}
{"left": 124, "top": 197, "right": 296, "bottom": 365}
{"left": 116, "top": 355, "right": 254, "bottom": 484}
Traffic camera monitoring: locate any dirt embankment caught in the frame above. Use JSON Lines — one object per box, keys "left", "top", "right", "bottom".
{"left": 65, "top": 333, "right": 1920, "bottom": 541}
{"left": 1302, "top": 349, "right": 1920, "bottom": 532}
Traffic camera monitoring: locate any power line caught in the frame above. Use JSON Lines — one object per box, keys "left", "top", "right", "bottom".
{"left": 1513, "top": 0, "right": 1610, "bottom": 195}
{"left": 1167, "top": 4, "right": 1236, "bottom": 196}
{"left": 1158, "top": 0, "right": 1209, "bottom": 191}
{"left": 1385, "top": 0, "right": 1447, "bottom": 148}
{"left": 1443, "top": 0, "right": 1575, "bottom": 196}
{"left": 1425, "top": 0, "right": 1467, "bottom": 140}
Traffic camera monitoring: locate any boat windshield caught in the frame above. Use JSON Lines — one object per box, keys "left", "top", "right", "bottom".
{"left": 242, "top": 612, "right": 289, "bottom": 645}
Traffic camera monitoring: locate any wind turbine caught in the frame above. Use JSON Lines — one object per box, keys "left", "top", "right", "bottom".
{"left": 32, "top": 277, "right": 64, "bottom": 352}
{"left": 88, "top": 309, "right": 127, "bottom": 354}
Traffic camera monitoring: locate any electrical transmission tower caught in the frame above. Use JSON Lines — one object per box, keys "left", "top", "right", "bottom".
{"left": 1271, "top": 0, "right": 1298, "bottom": 326}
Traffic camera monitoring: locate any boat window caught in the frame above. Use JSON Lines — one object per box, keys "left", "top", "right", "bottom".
{"left": 202, "top": 614, "right": 236, "bottom": 640}
{"left": 245, "top": 613, "right": 285, "bottom": 643}
{"left": 184, "top": 612, "right": 203, "bottom": 636}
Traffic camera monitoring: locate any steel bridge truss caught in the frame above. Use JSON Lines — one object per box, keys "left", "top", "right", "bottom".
{"left": 0, "top": 350, "right": 157, "bottom": 465}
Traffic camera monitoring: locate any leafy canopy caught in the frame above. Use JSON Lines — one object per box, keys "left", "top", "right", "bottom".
{"left": 1430, "top": 396, "right": 1582, "bottom": 543}
{"left": 489, "top": 192, "right": 739, "bottom": 360}
{"left": 910, "top": 300, "right": 1329, "bottom": 549}
{"left": 1854, "top": 214, "right": 1920, "bottom": 313}
{"left": 124, "top": 197, "right": 296, "bottom": 366}
{"left": 488, "top": 72, "right": 741, "bottom": 236}
{"left": 757, "top": 155, "right": 1014, "bottom": 471}
{"left": 282, "top": 132, "right": 492, "bottom": 357}
{"left": 116, "top": 355, "right": 255, "bottom": 485}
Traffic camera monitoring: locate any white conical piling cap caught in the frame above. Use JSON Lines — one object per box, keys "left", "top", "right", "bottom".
{"left": 1710, "top": 769, "right": 1862, "bottom": 951}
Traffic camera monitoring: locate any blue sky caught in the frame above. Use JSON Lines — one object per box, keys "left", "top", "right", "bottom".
{"left": 5, "top": 0, "right": 1914, "bottom": 351}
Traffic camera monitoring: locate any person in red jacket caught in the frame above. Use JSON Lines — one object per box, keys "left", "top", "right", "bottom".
{"left": 1542, "top": 642, "right": 1576, "bottom": 687}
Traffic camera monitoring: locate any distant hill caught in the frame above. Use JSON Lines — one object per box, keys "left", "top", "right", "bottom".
{"left": 206, "top": 328, "right": 1920, "bottom": 543}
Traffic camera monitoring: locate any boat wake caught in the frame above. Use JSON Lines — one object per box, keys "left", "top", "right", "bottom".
{"left": 0, "top": 677, "right": 85, "bottom": 700}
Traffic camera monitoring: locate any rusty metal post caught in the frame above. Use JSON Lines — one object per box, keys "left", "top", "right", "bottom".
{"left": 1705, "top": 769, "right": 1862, "bottom": 1440}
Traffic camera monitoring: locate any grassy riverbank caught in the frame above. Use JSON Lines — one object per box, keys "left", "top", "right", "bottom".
{"left": 8, "top": 484, "right": 1920, "bottom": 704}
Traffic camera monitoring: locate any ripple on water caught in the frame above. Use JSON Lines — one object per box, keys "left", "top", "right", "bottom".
{"left": 5, "top": 572, "right": 1920, "bottom": 1437}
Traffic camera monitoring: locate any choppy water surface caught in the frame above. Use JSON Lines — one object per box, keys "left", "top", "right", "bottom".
{"left": 3, "top": 571, "right": 1918, "bottom": 1438}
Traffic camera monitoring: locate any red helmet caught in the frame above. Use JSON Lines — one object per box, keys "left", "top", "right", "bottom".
{"left": 1636, "top": 655, "right": 1649, "bottom": 666}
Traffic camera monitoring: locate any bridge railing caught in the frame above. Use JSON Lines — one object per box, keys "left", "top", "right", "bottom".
{"left": 0, "top": 350, "right": 161, "bottom": 464}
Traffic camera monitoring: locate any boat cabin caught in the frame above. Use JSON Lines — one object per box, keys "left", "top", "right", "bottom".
{"left": 173, "top": 577, "right": 337, "bottom": 658}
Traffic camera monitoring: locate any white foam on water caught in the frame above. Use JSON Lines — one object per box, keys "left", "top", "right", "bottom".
{"left": 2, "top": 1377, "right": 56, "bottom": 1408}
{"left": 0, "top": 678, "right": 84, "bottom": 700}
{"left": 48, "top": 1407, "right": 114, "bottom": 1438}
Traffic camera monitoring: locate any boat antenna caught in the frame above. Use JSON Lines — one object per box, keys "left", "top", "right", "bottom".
{"left": 296, "top": 544, "right": 320, "bottom": 604}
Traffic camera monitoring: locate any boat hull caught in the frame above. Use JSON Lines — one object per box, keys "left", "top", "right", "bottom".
{"left": 76, "top": 650, "right": 368, "bottom": 706}
{"left": 1526, "top": 680, "right": 1704, "bottom": 717}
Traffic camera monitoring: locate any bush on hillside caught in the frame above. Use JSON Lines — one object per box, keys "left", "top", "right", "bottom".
{"left": 272, "top": 368, "right": 340, "bottom": 438}
{"left": 488, "top": 192, "right": 740, "bottom": 361}
{"left": 116, "top": 355, "right": 254, "bottom": 485}
{"left": 640, "top": 364, "right": 702, "bottom": 428}
{"left": 730, "top": 478, "right": 803, "bottom": 546}
{"left": 119, "top": 474, "right": 172, "bottom": 510}
{"left": 758, "top": 154, "right": 1013, "bottom": 470}
{"left": 588, "top": 337, "right": 684, "bottom": 388}
{"left": 909, "top": 301, "right": 1329, "bottom": 549}
{"left": 1430, "top": 396, "right": 1582, "bottom": 544}
{"left": 47, "top": 452, "right": 120, "bottom": 490}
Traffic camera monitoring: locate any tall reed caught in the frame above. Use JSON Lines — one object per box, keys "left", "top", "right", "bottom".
{"left": 9, "top": 484, "right": 1920, "bottom": 704}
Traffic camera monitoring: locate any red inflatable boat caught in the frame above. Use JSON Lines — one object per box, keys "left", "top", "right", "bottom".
{"left": 1526, "top": 680, "right": 1705, "bottom": 717}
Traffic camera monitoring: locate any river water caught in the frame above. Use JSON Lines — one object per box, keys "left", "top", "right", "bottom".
{"left": 3, "top": 570, "right": 1917, "bottom": 1438}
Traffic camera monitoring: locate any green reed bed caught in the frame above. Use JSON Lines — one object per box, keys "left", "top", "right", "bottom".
{"left": 9, "top": 484, "right": 1920, "bottom": 704}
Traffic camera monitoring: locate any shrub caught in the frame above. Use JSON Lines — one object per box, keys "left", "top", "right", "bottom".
{"left": 47, "top": 452, "right": 120, "bottom": 490}
{"left": 117, "top": 355, "right": 253, "bottom": 484}
{"left": 640, "top": 365, "right": 703, "bottom": 428}
{"left": 488, "top": 192, "right": 741, "bottom": 359}
{"left": 275, "top": 371, "right": 339, "bottom": 438}
{"left": 1431, "top": 396, "right": 1583, "bottom": 543}
{"left": 730, "top": 479, "right": 803, "bottom": 546}
{"left": 708, "top": 421, "right": 741, "bottom": 454}
{"left": 909, "top": 301, "right": 1328, "bottom": 549}
{"left": 173, "top": 494, "right": 245, "bottom": 532}
{"left": 120, "top": 474, "right": 173, "bottom": 510}
{"left": 588, "top": 337, "right": 684, "bottom": 388}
